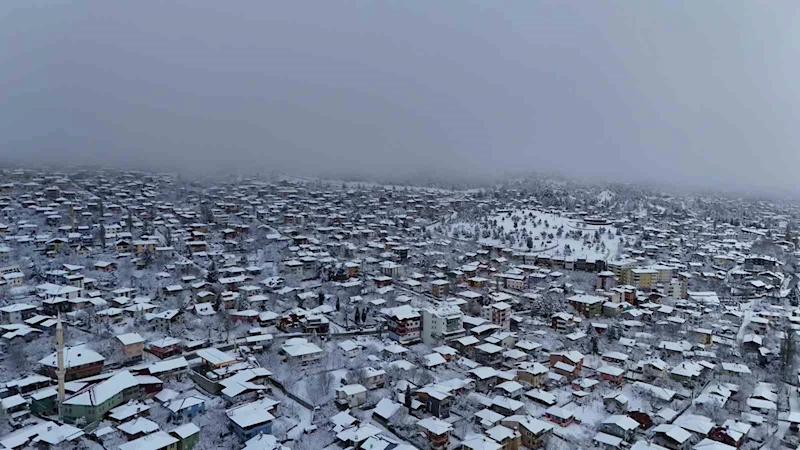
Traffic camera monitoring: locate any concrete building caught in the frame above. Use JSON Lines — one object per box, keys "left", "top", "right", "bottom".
{"left": 481, "top": 302, "right": 511, "bottom": 331}
{"left": 422, "top": 305, "right": 465, "bottom": 343}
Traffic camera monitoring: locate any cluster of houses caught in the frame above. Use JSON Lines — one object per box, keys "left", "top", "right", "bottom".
{"left": 0, "top": 170, "right": 800, "bottom": 450}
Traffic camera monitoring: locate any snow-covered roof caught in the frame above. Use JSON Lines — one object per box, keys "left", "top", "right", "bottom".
{"left": 336, "top": 423, "right": 382, "bottom": 443}
{"left": 281, "top": 338, "right": 323, "bottom": 357}
{"left": 602, "top": 415, "right": 640, "bottom": 431}
{"left": 568, "top": 294, "right": 605, "bottom": 304}
{"left": 64, "top": 371, "right": 138, "bottom": 407}
{"left": 373, "top": 398, "right": 401, "bottom": 420}
{"left": 119, "top": 431, "right": 177, "bottom": 450}
{"left": 38, "top": 344, "right": 104, "bottom": 369}
{"left": 117, "top": 417, "right": 159, "bottom": 436}
{"left": 424, "top": 353, "right": 446, "bottom": 367}
{"left": 166, "top": 396, "right": 205, "bottom": 413}
{"left": 148, "top": 357, "right": 188, "bottom": 375}
{"left": 468, "top": 366, "right": 498, "bottom": 380}
{"left": 171, "top": 423, "right": 200, "bottom": 439}
{"left": 461, "top": 434, "right": 502, "bottom": 450}
{"left": 226, "top": 398, "right": 276, "bottom": 428}
{"left": 195, "top": 348, "right": 236, "bottom": 366}
{"left": 525, "top": 389, "right": 556, "bottom": 405}
{"left": 417, "top": 417, "right": 453, "bottom": 435}
{"left": 243, "top": 433, "right": 290, "bottom": 450}
{"left": 383, "top": 304, "right": 420, "bottom": 320}
{"left": 337, "top": 384, "right": 367, "bottom": 396}
{"left": 692, "top": 438, "right": 737, "bottom": 450}
{"left": 593, "top": 432, "right": 623, "bottom": 447}
{"left": 503, "top": 414, "right": 553, "bottom": 435}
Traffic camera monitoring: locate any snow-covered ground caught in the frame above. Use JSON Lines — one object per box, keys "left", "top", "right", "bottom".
{"left": 449, "top": 208, "right": 621, "bottom": 260}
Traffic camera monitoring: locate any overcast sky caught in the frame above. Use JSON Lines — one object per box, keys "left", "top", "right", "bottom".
{"left": 1, "top": 1, "right": 798, "bottom": 192}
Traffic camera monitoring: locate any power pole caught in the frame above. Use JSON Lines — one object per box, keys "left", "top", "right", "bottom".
{"left": 56, "top": 315, "right": 66, "bottom": 420}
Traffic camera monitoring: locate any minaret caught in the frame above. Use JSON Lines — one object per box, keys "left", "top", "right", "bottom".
{"left": 56, "top": 315, "right": 66, "bottom": 419}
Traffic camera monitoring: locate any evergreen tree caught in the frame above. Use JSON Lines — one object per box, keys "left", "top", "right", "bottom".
{"left": 780, "top": 327, "right": 796, "bottom": 383}
{"left": 318, "top": 292, "right": 325, "bottom": 306}
{"left": 404, "top": 385, "right": 412, "bottom": 409}
{"left": 99, "top": 224, "right": 106, "bottom": 248}
{"left": 206, "top": 260, "right": 218, "bottom": 283}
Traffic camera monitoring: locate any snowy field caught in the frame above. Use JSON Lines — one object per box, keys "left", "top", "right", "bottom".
{"left": 447, "top": 208, "right": 622, "bottom": 261}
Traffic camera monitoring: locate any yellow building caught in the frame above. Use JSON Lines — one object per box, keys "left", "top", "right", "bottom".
{"left": 630, "top": 268, "right": 657, "bottom": 290}
{"left": 607, "top": 259, "right": 636, "bottom": 285}
{"left": 133, "top": 240, "right": 158, "bottom": 255}
{"left": 649, "top": 265, "right": 674, "bottom": 284}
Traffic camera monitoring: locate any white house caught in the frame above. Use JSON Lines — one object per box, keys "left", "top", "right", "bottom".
{"left": 422, "top": 305, "right": 465, "bottom": 343}
{"left": 336, "top": 384, "right": 367, "bottom": 408}
{"left": 281, "top": 338, "right": 324, "bottom": 364}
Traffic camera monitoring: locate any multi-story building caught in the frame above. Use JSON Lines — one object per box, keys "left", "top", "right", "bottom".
{"left": 226, "top": 398, "right": 277, "bottom": 441}
{"left": 422, "top": 305, "right": 464, "bottom": 342}
{"left": 567, "top": 294, "right": 604, "bottom": 318}
{"left": 0, "top": 303, "right": 37, "bottom": 324}
{"left": 549, "top": 351, "right": 584, "bottom": 380}
{"left": 607, "top": 259, "right": 637, "bottom": 285}
{"left": 62, "top": 371, "right": 139, "bottom": 423}
{"left": 336, "top": 384, "right": 367, "bottom": 408}
{"left": 417, "top": 417, "right": 453, "bottom": 450}
{"left": 501, "top": 416, "right": 553, "bottom": 450}
{"left": 133, "top": 239, "right": 158, "bottom": 255}
{"left": 743, "top": 254, "right": 780, "bottom": 273}
{"left": 668, "top": 274, "right": 690, "bottom": 299}
{"left": 38, "top": 345, "right": 105, "bottom": 381}
{"left": 386, "top": 305, "right": 421, "bottom": 344}
{"left": 630, "top": 268, "right": 657, "bottom": 291}
{"left": 117, "top": 332, "right": 145, "bottom": 360}
{"left": 1, "top": 271, "right": 23, "bottom": 287}
{"left": 596, "top": 271, "right": 617, "bottom": 291}
{"left": 649, "top": 264, "right": 674, "bottom": 285}
{"left": 430, "top": 279, "right": 450, "bottom": 298}
{"left": 551, "top": 312, "right": 579, "bottom": 333}
{"left": 481, "top": 302, "right": 511, "bottom": 331}
{"left": 280, "top": 338, "right": 324, "bottom": 365}
{"left": 36, "top": 283, "right": 83, "bottom": 300}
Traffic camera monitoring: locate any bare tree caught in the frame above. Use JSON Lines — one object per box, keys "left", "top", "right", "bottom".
{"left": 306, "top": 371, "right": 334, "bottom": 406}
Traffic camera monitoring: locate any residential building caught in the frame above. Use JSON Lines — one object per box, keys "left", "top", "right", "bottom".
{"left": 417, "top": 417, "right": 453, "bottom": 450}
{"left": 502, "top": 415, "right": 553, "bottom": 449}
{"left": 567, "top": 294, "right": 604, "bottom": 318}
{"left": 422, "top": 305, "right": 465, "bottom": 342}
{"left": 385, "top": 305, "right": 421, "bottom": 344}
{"left": 335, "top": 384, "right": 367, "bottom": 409}
{"left": 481, "top": 302, "right": 511, "bottom": 331}
{"left": 281, "top": 338, "right": 324, "bottom": 364}
{"left": 0, "top": 303, "right": 38, "bottom": 324}
{"left": 38, "top": 345, "right": 104, "bottom": 381}
{"left": 62, "top": 371, "right": 140, "bottom": 424}
{"left": 117, "top": 333, "right": 145, "bottom": 360}
{"left": 226, "top": 398, "right": 276, "bottom": 441}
